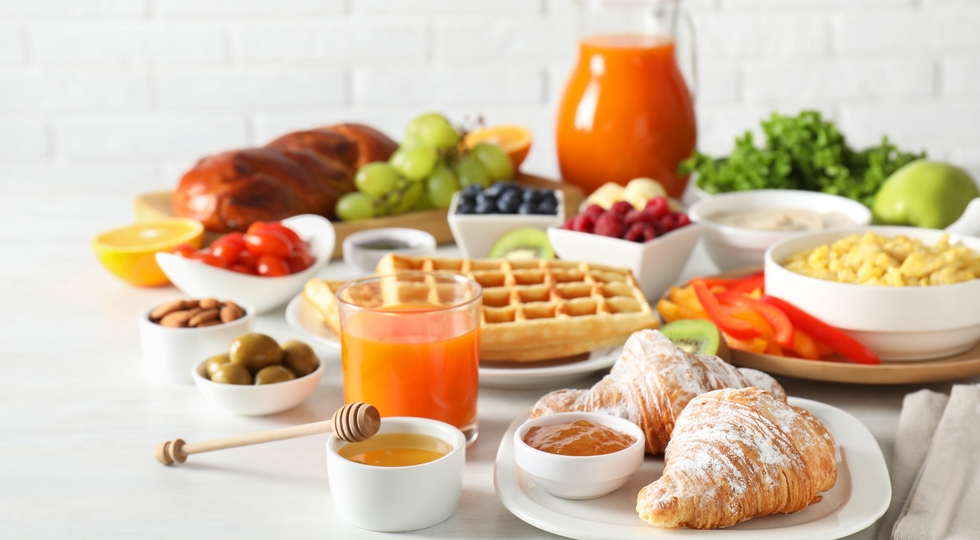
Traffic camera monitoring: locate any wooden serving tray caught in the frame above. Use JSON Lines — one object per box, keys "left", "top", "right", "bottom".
{"left": 665, "top": 267, "right": 980, "bottom": 384}
{"left": 134, "top": 173, "right": 584, "bottom": 259}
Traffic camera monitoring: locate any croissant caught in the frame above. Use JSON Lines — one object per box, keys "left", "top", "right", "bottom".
{"left": 637, "top": 387, "right": 837, "bottom": 529}
{"left": 530, "top": 329, "right": 786, "bottom": 454}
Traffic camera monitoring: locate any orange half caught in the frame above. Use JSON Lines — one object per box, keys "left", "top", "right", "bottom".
{"left": 464, "top": 124, "right": 533, "bottom": 171}
{"left": 92, "top": 218, "right": 204, "bottom": 286}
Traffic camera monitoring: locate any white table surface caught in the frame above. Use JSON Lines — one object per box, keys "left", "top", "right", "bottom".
{"left": 4, "top": 192, "right": 978, "bottom": 539}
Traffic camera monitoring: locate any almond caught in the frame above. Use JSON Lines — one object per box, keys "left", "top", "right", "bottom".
{"left": 188, "top": 308, "right": 220, "bottom": 327}
{"left": 220, "top": 303, "right": 245, "bottom": 323}
{"left": 160, "top": 310, "right": 193, "bottom": 328}
{"left": 199, "top": 298, "right": 220, "bottom": 310}
{"left": 150, "top": 300, "right": 187, "bottom": 321}
{"left": 196, "top": 320, "right": 222, "bottom": 327}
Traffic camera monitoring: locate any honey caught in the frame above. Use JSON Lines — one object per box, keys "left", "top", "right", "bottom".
{"left": 338, "top": 433, "right": 453, "bottom": 467}
{"left": 523, "top": 420, "right": 635, "bottom": 456}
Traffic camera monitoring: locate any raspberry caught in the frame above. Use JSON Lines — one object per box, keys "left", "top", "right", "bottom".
{"left": 674, "top": 212, "right": 691, "bottom": 228}
{"left": 570, "top": 213, "right": 596, "bottom": 233}
{"left": 563, "top": 217, "right": 576, "bottom": 230}
{"left": 582, "top": 204, "right": 605, "bottom": 218}
{"left": 642, "top": 227, "right": 658, "bottom": 242}
{"left": 610, "top": 200, "right": 634, "bottom": 215}
{"left": 660, "top": 213, "right": 677, "bottom": 232}
{"left": 624, "top": 223, "right": 652, "bottom": 243}
{"left": 593, "top": 212, "right": 626, "bottom": 238}
{"left": 625, "top": 209, "right": 658, "bottom": 228}
{"left": 645, "top": 196, "right": 670, "bottom": 219}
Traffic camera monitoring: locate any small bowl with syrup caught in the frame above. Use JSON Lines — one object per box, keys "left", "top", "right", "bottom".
{"left": 326, "top": 416, "right": 466, "bottom": 532}
{"left": 514, "top": 412, "right": 645, "bottom": 500}
{"left": 342, "top": 228, "right": 437, "bottom": 275}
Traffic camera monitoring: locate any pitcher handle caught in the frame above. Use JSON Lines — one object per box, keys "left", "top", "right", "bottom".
{"left": 680, "top": 10, "right": 699, "bottom": 102}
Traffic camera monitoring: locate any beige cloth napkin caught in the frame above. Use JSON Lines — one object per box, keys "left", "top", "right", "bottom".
{"left": 879, "top": 384, "right": 980, "bottom": 540}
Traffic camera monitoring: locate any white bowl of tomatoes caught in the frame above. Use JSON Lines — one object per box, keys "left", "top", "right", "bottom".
{"left": 156, "top": 215, "right": 335, "bottom": 313}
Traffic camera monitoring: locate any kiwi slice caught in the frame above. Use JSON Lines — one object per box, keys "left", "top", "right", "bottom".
{"left": 660, "top": 319, "right": 731, "bottom": 362}
{"left": 488, "top": 227, "right": 555, "bottom": 260}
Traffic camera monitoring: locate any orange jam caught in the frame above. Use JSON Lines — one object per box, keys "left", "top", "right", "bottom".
{"left": 523, "top": 419, "right": 635, "bottom": 456}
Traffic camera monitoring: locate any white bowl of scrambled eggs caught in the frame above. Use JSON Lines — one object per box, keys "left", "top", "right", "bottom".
{"left": 765, "top": 226, "right": 980, "bottom": 361}
{"left": 689, "top": 190, "right": 872, "bottom": 271}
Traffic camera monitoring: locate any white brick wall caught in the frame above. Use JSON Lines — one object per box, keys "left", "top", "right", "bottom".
{"left": 0, "top": 0, "right": 978, "bottom": 196}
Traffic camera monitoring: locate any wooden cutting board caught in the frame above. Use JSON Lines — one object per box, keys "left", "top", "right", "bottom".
{"left": 134, "top": 173, "right": 584, "bottom": 260}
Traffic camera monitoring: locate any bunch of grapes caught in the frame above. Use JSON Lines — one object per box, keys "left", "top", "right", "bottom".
{"left": 335, "top": 113, "right": 515, "bottom": 221}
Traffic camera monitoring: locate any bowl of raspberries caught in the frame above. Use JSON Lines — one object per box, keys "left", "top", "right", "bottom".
{"left": 547, "top": 198, "right": 702, "bottom": 299}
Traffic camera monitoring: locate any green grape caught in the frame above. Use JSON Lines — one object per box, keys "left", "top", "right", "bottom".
{"left": 390, "top": 180, "right": 423, "bottom": 214}
{"left": 406, "top": 112, "right": 446, "bottom": 139}
{"left": 412, "top": 188, "right": 436, "bottom": 211}
{"left": 390, "top": 145, "right": 438, "bottom": 181}
{"left": 335, "top": 192, "right": 375, "bottom": 221}
{"left": 354, "top": 162, "right": 399, "bottom": 197}
{"left": 426, "top": 165, "right": 460, "bottom": 209}
{"left": 472, "top": 142, "right": 514, "bottom": 180}
{"left": 455, "top": 158, "right": 491, "bottom": 189}
{"left": 413, "top": 115, "right": 459, "bottom": 149}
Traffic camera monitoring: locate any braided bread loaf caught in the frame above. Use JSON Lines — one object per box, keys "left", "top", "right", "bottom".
{"left": 173, "top": 123, "right": 397, "bottom": 232}
{"left": 529, "top": 329, "right": 786, "bottom": 454}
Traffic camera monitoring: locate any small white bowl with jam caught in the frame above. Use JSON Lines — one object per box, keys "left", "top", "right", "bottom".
{"left": 513, "top": 412, "right": 645, "bottom": 500}
{"left": 326, "top": 416, "right": 466, "bottom": 532}
{"left": 342, "top": 228, "right": 437, "bottom": 275}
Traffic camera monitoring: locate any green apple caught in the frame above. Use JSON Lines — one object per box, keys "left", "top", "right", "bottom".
{"left": 872, "top": 160, "right": 979, "bottom": 229}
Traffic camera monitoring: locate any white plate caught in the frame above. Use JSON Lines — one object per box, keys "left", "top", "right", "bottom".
{"left": 285, "top": 293, "right": 621, "bottom": 389}
{"left": 494, "top": 397, "right": 890, "bottom": 539}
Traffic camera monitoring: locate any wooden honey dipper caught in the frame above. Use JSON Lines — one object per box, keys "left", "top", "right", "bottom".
{"left": 155, "top": 402, "right": 381, "bottom": 466}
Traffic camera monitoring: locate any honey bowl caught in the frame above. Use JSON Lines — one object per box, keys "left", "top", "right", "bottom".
{"left": 513, "top": 412, "right": 645, "bottom": 500}
{"left": 326, "top": 416, "right": 466, "bottom": 532}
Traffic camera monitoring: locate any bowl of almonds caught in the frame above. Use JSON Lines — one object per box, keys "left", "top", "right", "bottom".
{"left": 139, "top": 298, "right": 255, "bottom": 385}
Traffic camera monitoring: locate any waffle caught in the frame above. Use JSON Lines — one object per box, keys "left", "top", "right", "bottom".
{"left": 307, "top": 254, "right": 658, "bottom": 362}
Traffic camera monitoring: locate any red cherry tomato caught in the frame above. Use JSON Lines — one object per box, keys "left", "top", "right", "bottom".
{"left": 190, "top": 252, "right": 228, "bottom": 269}
{"left": 244, "top": 230, "right": 292, "bottom": 258}
{"left": 238, "top": 249, "right": 258, "bottom": 269}
{"left": 246, "top": 221, "right": 269, "bottom": 236}
{"left": 213, "top": 232, "right": 246, "bottom": 251}
{"left": 229, "top": 264, "right": 256, "bottom": 275}
{"left": 211, "top": 243, "right": 242, "bottom": 265}
{"left": 256, "top": 255, "right": 290, "bottom": 277}
{"left": 170, "top": 244, "right": 196, "bottom": 258}
{"left": 287, "top": 248, "right": 315, "bottom": 273}
{"left": 263, "top": 222, "right": 303, "bottom": 247}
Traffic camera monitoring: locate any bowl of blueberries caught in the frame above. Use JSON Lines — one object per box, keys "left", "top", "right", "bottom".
{"left": 449, "top": 181, "right": 564, "bottom": 259}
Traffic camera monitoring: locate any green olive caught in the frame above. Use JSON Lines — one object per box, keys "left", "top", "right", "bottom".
{"left": 281, "top": 340, "right": 318, "bottom": 377}
{"left": 229, "top": 333, "right": 283, "bottom": 373}
{"left": 204, "top": 354, "right": 231, "bottom": 379}
{"left": 254, "top": 365, "right": 297, "bottom": 385}
{"left": 210, "top": 363, "right": 252, "bottom": 385}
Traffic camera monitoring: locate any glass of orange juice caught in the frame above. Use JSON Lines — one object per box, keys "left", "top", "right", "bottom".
{"left": 337, "top": 272, "right": 482, "bottom": 443}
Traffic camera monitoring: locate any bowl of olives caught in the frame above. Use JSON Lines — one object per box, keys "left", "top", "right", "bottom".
{"left": 192, "top": 333, "right": 324, "bottom": 416}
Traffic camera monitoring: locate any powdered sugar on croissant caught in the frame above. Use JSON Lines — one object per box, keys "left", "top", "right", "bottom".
{"left": 636, "top": 387, "right": 837, "bottom": 529}
{"left": 529, "top": 329, "right": 786, "bottom": 454}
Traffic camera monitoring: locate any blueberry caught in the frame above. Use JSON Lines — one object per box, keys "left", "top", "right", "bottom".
{"left": 539, "top": 190, "right": 558, "bottom": 206}
{"left": 521, "top": 188, "right": 541, "bottom": 204}
{"left": 463, "top": 183, "right": 483, "bottom": 196}
{"left": 474, "top": 200, "right": 496, "bottom": 215}
{"left": 457, "top": 202, "right": 476, "bottom": 215}
{"left": 475, "top": 192, "right": 496, "bottom": 207}
{"left": 537, "top": 198, "right": 558, "bottom": 215}
{"left": 459, "top": 193, "right": 476, "bottom": 206}
{"left": 497, "top": 196, "right": 521, "bottom": 214}
{"left": 502, "top": 185, "right": 522, "bottom": 199}
{"left": 486, "top": 181, "right": 513, "bottom": 198}
{"left": 517, "top": 202, "right": 536, "bottom": 215}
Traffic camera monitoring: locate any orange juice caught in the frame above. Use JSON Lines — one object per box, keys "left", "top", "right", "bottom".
{"left": 341, "top": 304, "right": 479, "bottom": 434}
{"left": 556, "top": 35, "right": 697, "bottom": 197}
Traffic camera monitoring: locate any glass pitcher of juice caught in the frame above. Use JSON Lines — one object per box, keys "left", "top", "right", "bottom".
{"left": 556, "top": 0, "right": 697, "bottom": 197}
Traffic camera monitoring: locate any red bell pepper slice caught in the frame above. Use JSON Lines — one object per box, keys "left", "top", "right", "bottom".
{"left": 693, "top": 282, "right": 762, "bottom": 340}
{"left": 760, "top": 296, "right": 881, "bottom": 365}
{"left": 718, "top": 292, "right": 793, "bottom": 348}
{"left": 725, "top": 273, "right": 765, "bottom": 296}
{"left": 689, "top": 271, "right": 763, "bottom": 291}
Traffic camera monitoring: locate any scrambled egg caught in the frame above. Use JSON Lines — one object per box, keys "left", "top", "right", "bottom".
{"left": 783, "top": 232, "right": 980, "bottom": 286}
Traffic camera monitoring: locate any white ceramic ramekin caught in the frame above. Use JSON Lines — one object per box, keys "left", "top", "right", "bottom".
{"left": 326, "top": 417, "right": 466, "bottom": 532}
{"left": 448, "top": 190, "right": 564, "bottom": 259}
{"left": 190, "top": 356, "right": 324, "bottom": 416}
{"left": 513, "top": 412, "right": 645, "bottom": 500}
{"left": 689, "top": 190, "right": 872, "bottom": 271}
{"left": 765, "top": 226, "right": 980, "bottom": 361}
{"left": 138, "top": 302, "right": 255, "bottom": 385}
{"left": 342, "top": 227, "right": 436, "bottom": 275}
